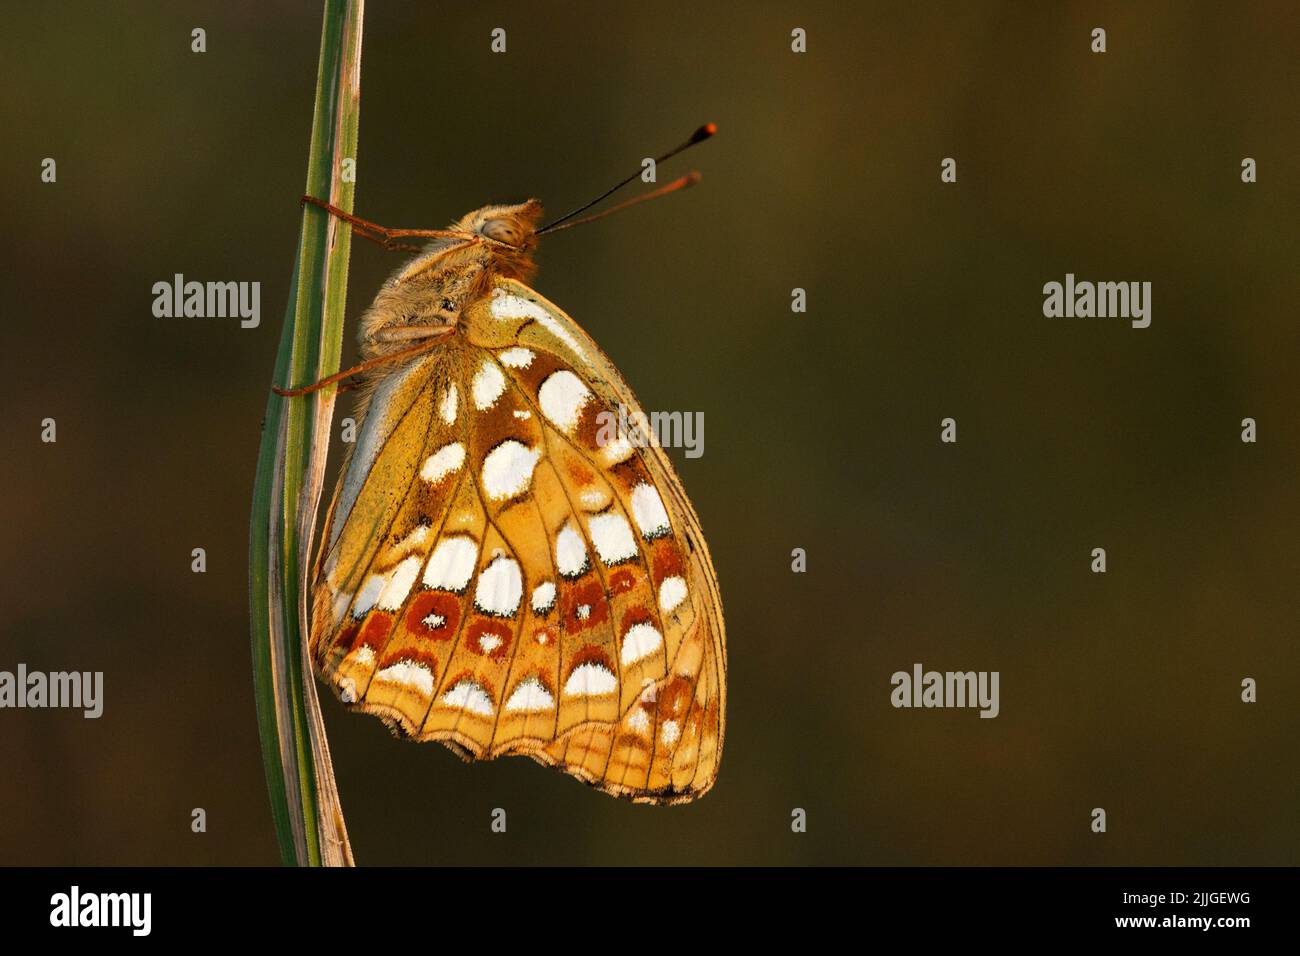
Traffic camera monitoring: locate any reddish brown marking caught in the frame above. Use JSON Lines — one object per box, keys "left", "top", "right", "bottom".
{"left": 532, "top": 625, "right": 559, "bottom": 647}
{"left": 657, "top": 676, "right": 693, "bottom": 720}
{"left": 566, "top": 458, "right": 596, "bottom": 487}
{"left": 703, "top": 701, "right": 720, "bottom": 734}
{"left": 377, "top": 648, "right": 440, "bottom": 676}
{"left": 562, "top": 580, "right": 609, "bottom": 634}
{"left": 608, "top": 568, "right": 639, "bottom": 594}
{"left": 508, "top": 351, "right": 565, "bottom": 392}
{"left": 568, "top": 644, "right": 614, "bottom": 675}
{"left": 609, "top": 454, "right": 653, "bottom": 491}
{"left": 405, "top": 591, "right": 461, "bottom": 641}
{"left": 355, "top": 611, "right": 396, "bottom": 654}
{"left": 335, "top": 621, "right": 360, "bottom": 653}
{"left": 652, "top": 540, "right": 684, "bottom": 580}
{"left": 574, "top": 401, "right": 606, "bottom": 451}
{"left": 470, "top": 400, "right": 538, "bottom": 464}
{"left": 408, "top": 470, "right": 459, "bottom": 522}
{"left": 620, "top": 605, "right": 654, "bottom": 634}
{"left": 466, "top": 619, "right": 513, "bottom": 662}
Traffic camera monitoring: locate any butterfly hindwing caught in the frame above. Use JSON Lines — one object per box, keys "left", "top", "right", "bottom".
{"left": 311, "top": 278, "right": 726, "bottom": 803}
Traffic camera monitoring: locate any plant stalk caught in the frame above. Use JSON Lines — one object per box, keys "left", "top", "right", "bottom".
{"left": 249, "top": 0, "right": 365, "bottom": 867}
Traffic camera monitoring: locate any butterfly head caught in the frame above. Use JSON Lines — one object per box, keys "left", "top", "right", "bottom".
{"left": 442, "top": 200, "right": 544, "bottom": 283}
{"left": 455, "top": 200, "right": 544, "bottom": 252}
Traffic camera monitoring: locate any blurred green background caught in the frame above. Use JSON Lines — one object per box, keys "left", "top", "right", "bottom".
{"left": 2, "top": 1, "right": 1297, "bottom": 865}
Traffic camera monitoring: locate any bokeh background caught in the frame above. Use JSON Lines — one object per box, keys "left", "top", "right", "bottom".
{"left": 2, "top": 1, "right": 1297, "bottom": 865}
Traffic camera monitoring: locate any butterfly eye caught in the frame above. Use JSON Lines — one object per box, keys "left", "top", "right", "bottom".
{"left": 481, "top": 219, "right": 520, "bottom": 245}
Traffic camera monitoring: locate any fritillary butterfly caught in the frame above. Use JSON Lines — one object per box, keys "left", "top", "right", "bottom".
{"left": 302, "top": 128, "right": 726, "bottom": 803}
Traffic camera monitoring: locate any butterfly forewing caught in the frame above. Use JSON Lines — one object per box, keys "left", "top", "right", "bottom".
{"left": 310, "top": 278, "right": 726, "bottom": 803}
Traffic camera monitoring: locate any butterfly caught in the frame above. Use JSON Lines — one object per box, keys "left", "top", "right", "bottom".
{"left": 289, "top": 125, "right": 725, "bottom": 804}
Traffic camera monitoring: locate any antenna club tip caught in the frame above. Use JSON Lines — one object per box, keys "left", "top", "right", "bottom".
{"left": 692, "top": 122, "right": 718, "bottom": 143}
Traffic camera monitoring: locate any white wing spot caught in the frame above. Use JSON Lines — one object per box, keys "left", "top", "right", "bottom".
{"left": 597, "top": 433, "right": 636, "bottom": 466}
{"left": 422, "top": 536, "right": 479, "bottom": 591}
{"left": 331, "top": 589, "right": 354, "bottom": 624}
{"left": 588, "top": 511, "right": 638, "bottom": 565}
{"left": 474, "top": 555, "right": 523, "bottom": 617}
{"left": 538, "top": 370, "right": 591, "bottom": 433}
{"left": 491, "top": 289, "right": 586, "bottom": 357}
{"left": 538, "top": 314, "right": 585, "bottom": 356}
{"left": 478, "top": 632, "right": 503, "bottom": 654}
{"left": 420, "top": 442, "right": 465, "bottom": 483}
{"left": 377, "top": 555, "right": 422, "bottom": 611}
{"left": 563, "top": 662, "right": 618, "bottom": 698}
{"left": 661, "top": 719, "right": 681, "bottom": 747}
{"left": 481, "top": 440, "right": 541, "bottom": 501}
{"left": 555, "top": 521, "right": 589, "bottom": 578}
{"left": 490, "top": 290, "right": 551, "bottom": 323}
{"left": 627, "top": 709, "right": 651, "bottom": 733}
{"left": 658, "top": 575, "right": 688, "bottom": 614}
{"left": 472, "top": 359, "right": 507, "bottom": 410}
{"left": 498, "top": 347, "right": 534, "bottom": 368}
{"left": 505, "top": 676, "right": 555, "bottom": 713}
{"left": 353, "top": 574, "right": 386, "bottom": 618}
{"left": 422, "top": 612, "right": 446, "bottom": 629}
{"left": 374, "top": 660, "right": 434, "bottom": 696}
{"left": 441, "top": 680, "right": 494, "bottom": 717}
{"left": 439, "top": 384, "right": 458, "bottom": 424}
{"left": 391, "top": 525, "right": 430, "bottom": 556}
{"left": 531, "top": 581, "right": 556, "bottom": 613}
{"left": 631, "top": 482, "right": 671, "bottom": 539}
{"left": 579, "top": 487, "right": 610, "bottom": 510}
{"left": 620, "top": 622, "right": 663, "bottom": 666}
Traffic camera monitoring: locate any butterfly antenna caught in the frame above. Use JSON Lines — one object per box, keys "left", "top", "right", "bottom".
{"left": 536, "top": 172, "right": 703, "bottom": 234}
{"left": 537, "top": 122, "right": 716, "bottom": 235}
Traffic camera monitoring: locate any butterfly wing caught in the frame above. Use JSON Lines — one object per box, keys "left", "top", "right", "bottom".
{"left": 311, "top": 277, "right": 726, "bottom": 803}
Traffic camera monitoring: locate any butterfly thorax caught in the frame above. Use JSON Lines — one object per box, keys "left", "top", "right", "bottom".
{"left": 359, "top": 200, "right": 544, "bottom": 361}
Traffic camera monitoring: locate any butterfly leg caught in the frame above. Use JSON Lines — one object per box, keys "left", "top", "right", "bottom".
{"left": 301, "top": 196, "right": 472, "bottom": 252}
{"left": 272, "top": 329, "right": 454, "bottom": 397}
{"left": 372, "top": 322, "right": 458, "bottom": 343}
